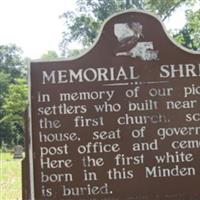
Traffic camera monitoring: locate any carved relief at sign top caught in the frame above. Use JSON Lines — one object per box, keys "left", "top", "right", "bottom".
{"left": 114, "top": 22, "right": 159, "bottom": 60}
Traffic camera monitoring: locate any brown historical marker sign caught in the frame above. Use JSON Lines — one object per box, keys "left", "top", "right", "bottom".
{"left": 23, "top": 10, "right": 200, "bottom": 200}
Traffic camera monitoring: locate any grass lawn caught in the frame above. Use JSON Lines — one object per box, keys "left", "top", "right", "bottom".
{"left": 0, "top": 151, "right": 22, "bottom": 200}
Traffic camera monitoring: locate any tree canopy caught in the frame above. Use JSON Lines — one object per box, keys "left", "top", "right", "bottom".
{"left": 41, "top": 50, "right": 59, "bottom": 60}
{"left": 174, "top": 8, "right": 200, "bottom": 50}
{"left": 0, "top": 1, "right": 199, "bottom": 147}
{"left": 0, "top": 45, "right": 24, "bottom": 78}
{"left": 0, "top": 44, "right": 27, "bottom": 147}
{"left": 60, "top": 0, "right": 198, "bottom": 56}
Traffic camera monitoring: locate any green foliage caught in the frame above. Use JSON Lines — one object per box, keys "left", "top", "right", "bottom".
{"left": 41, "top": 50, "right": 59, "bottom": 60}
{"left": 0, "top": 45, "right": 25, "bottom": 105}
{"left": 67, "top": 48, "right": 86, "bottom": 58}
{"left": 2, "top": 78, "right": 28, "bottom": 124}
{"left": 174, "top": 8, "right": 200, "bottom": 50}
{"left": 187, "top": 9, "right": 200, "bottom": 49}
{"left": 0, "top": 72, "right": 10, "bottom": 107}
{"left": 1, "top": 78, "right": 28, "bottom": 146}
{"left": 60, "top": 0, "right": 197, "bottom": 55}
{"left": 61, "top": 11, "right": 100, "bottom": 53}
{"left": 145, "top": 0, "right": 196, "bottom": 20}
{"left": 0, "top": 44, "right": 24, "bottom": 78}
{"left": 0, "top": 44, "right": 27, "bottom": 147}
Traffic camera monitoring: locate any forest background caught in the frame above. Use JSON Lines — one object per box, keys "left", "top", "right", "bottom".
{"left": 0, "top": 0, "right": 200, "bottom": 148}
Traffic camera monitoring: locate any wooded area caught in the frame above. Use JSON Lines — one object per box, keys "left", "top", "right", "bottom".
{"left": 0, "top": 0, "right": 199, "bottom": 148}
